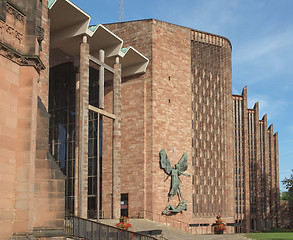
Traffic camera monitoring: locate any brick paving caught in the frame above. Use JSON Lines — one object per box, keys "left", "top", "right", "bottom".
{"left": 100, "top": 219, "right": 252, "bottom": 240}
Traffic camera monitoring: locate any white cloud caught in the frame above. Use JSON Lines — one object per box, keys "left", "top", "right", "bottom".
{"left": 155, "top": 0, "right": 242, "bottom": 35}
{"left": 235, "top": 29, "right": 293, "bottom": 64}
{"left": 247, "top": 94, "right": 288, "bottom": 120}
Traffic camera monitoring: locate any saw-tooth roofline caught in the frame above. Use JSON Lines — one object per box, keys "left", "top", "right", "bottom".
{"left": 48, "top": 0, "right": 148, "bottom": 76}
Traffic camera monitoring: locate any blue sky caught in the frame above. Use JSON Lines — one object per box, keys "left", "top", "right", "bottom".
{"left": 71, "top": 0, "right": 293, "bottom": 190}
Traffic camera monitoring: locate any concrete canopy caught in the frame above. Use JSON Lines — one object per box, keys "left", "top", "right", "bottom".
{"left": 49, "top": 0, "right": 148, "bottom": 78}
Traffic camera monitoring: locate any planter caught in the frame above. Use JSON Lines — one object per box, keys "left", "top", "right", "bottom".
{"left": 214, "top": 230, "right": 223, "bottom": 234}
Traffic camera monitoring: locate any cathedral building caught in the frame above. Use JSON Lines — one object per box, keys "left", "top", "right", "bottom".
{"left": 233, "top": 88, "right": 280, "bottom": 232}
{"left": 0, "top": 0, "right": 280, "bottom": 239}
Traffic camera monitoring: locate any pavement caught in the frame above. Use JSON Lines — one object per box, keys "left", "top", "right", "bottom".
{"left": 100, "top": 218, "right": 252, "bottom": 240}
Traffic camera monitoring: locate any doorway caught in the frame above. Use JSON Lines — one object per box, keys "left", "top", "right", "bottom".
{"left": 121, "top": 193, "right": 129, "bottom": 217}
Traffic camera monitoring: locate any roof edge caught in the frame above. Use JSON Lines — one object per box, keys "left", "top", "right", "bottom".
{"left": 105, "top": 18, "right": 232, "bottom": 49}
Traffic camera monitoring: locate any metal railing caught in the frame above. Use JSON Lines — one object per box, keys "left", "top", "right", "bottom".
{"left": 65, "top": 216, "right": 158, "bottom": 240}
{"left": 138, "top": 210, "right": 191, "bottom": 233}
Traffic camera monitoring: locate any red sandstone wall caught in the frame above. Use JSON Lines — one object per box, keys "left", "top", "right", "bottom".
{"left": 102, "top": 87, "right": 114, "bottom": 218}
{"left": 38, "top": 0, "right": 50, "bottom": 109}
{"left": 0, "top": 1, "right": 65, "bottom": 239}
{"left": 191, "top": 30, "right": 234, "bottom": 233}
{"left": 104, "top": 20, "right": 153, "bottom": 219}
{"left": 34, "top": 99, "right": 65, "bottom": 231}
{"left": 120, "top": 78, "right": 146, "bottom": 217}
{"left": 106, "top": 20, "right": 193, "bottom": 226}
{"left": 151, "top": 20, "right": 192, "bottom": 223}
{"left": 106, "top": 20, "right": 234, "bottom": 234}
{"left": 0, "top": 62, "right": 40, "bottom": 238}
{"left": 0, "top": 57, "right": 20, "bottom": 239}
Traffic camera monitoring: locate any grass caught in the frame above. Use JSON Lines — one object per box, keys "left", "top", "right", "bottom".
{"left": 244, "top": 232, "right": 293, "bottom": 240}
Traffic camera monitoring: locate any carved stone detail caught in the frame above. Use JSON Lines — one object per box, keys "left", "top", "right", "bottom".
{"left": 0, "top": 43, "right": 45, "bottom": 73}
{"left": 36, "top": 26, "right": 44, "bottom": 43}
{"left": 0, "top": 19, "right": 24, "bottom": 44}
{"left": 0, "top": 20, "right": 4, "bottom": 29}
{"left": 6, "top": 49, "right": 14, "bottom": 59}
{"left": 6, "top": 25, "right": 14, "bottom": 35}
{"left": 6, "top": 3, "right": 25, "bottom": 24}
{"left": 17, "top": 56, "right": 28, "bottom": 65}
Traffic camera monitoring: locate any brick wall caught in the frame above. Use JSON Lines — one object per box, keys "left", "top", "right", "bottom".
{"left": 233, "top": 89, "right": 280, "bottom": 232}
{"left": 106, "top": 19, "right": 234, "bottom": 234}
{"left": 38, "top": 0, "right": 50, "bottom": 109}
{"left": 191, "top": 29, "right": 234, "bottom": 234}
{"left": 102, "top": 86, "right": 114, "bottom": 218}
{"left": 105, "top": 20, "right": 153, "bottom": 219}
{"left": 151, "top": 20, "right": 192, "bottom": 223}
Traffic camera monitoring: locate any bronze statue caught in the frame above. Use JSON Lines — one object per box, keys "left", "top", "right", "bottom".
{"left": 160, "top": 149, "right": 190, "bottom": 214}
{"left": 162, "top": 200, "right": 187, "bottom": 214}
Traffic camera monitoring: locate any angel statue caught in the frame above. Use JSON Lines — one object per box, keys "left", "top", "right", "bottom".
{"left": 160, "top": 149, "right": 190, "bottom": 214}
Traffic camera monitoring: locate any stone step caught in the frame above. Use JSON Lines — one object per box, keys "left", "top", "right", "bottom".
{"left": 99, "top": 219, "right": 253, "bottom": 240}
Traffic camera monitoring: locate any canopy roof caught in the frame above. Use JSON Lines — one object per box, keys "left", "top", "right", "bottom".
{"left": 49, "top": 0, "right": 148, "bottom": 78}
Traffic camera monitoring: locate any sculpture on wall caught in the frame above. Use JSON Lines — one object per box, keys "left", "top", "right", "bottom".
{"left": 160, "top": 149, "right": 190, "bottom": 214}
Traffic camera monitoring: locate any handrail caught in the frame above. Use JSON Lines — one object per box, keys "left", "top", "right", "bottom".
{"left": 241, "top": 225, "right": 262, "bottom": 234}
{"left": 138, "top": 210, "right": 266, "bottom": 236}
{"left": 138, "top": 209, "right": 191, "bottom": 233}
{"left": 65, "top": 216, "right": 158, "bottom": 240}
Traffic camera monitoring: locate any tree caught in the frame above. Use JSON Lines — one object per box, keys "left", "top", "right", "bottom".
{"left": 281, "top": 169, "right": 293, "bottom": 200}
{"left": 280, "top": 191, "right": 293, "bottom": 201}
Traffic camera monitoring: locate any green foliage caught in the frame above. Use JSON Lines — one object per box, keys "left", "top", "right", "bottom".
{"left": 280, "top": 191, "right": 293, "bottom": 201}
{"left": 281, "top": 169, "right": 293, "bottom": 200}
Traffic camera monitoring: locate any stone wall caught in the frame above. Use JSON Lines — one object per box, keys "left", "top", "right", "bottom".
{"left": 106, "top": 19, "right": 234, "bottom": 234}
{"left": 0, "top": 1, "right": 65, "bottom": 239}
{"left": 0, "top": 56, "right": 20, "bottom": 240}
{"left": 190, "top": 29, "right": 234, "bottom": 232}
{"left": 105, "top": 20, "right": 153, "bottom": 219}
{"left": 33, "top": 98, "right": 65, "bottom": 237}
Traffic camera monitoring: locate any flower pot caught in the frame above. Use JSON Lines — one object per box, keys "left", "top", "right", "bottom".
{"left": 215, "top": 230, "right": 223, "bottom": 234}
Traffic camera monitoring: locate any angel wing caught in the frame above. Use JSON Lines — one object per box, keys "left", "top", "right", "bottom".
{"left": 177, "top": 153, "right": 188, "bottom": 172}
{"left": 159, "top": 149, "right": 172, "bottom": 175}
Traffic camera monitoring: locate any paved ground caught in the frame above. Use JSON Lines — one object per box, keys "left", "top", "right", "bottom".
{"left": 100, "top": 219, "right": 252, "bottom": 240}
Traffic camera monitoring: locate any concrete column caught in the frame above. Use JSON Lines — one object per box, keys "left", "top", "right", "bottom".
{"left": 99, "top": 50, "right": 105, "bottom": 109}
{"left": 78, "top": 36, "right": 89, "bottom": 218}
{"left": 74, "top": 71, "right": 80, "bottom": 217}
{"left": 112, "top": 57, "right": 121, "bottom": 219}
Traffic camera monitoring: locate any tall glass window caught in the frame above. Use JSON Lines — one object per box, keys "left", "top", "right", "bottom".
{"left": 88, "top": 67, "right": 102, "bottom": 218}
{"left": 49, "top": 62, "right": 76, "bottom": 216}
{"left": 49, "top": 63, "right": 102, "bottom": 218}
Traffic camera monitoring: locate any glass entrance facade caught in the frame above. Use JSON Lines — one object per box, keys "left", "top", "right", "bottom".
{"left": 49, "top": 63, "right": 102, "bottom": 218}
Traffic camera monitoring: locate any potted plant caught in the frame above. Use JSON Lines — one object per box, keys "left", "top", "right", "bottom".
{"left": 214, "top": 213, "right": 226, "bottom": 234}
{"left": 116, "top": 216, "right": 132, "bottom": 230}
